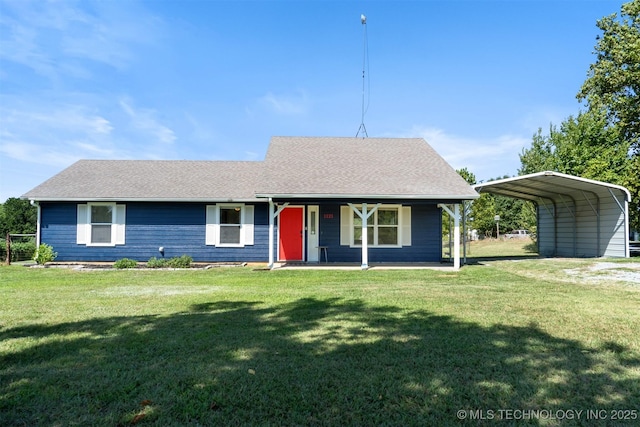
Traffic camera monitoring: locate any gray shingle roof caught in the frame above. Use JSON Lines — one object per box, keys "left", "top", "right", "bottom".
{"left": 22, "top": 160, "right": 263, "bottom": 201}
{"left": 257, "top": 137, "right": 478, "bottom": 199}
{"left": 22, "top": 137, "right": 478, "bottom": 201}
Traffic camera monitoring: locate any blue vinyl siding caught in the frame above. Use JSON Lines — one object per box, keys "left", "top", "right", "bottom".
{"left": 40, "top": 202, "right": 269, "bottom": 262}
{"left": 40, "top": 201, "right": 442, "bottom": 263}
{"left": 317, "top": 203, "right": 442, "bottom": 263}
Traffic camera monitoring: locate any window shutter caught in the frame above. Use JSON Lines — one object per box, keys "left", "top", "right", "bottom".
{"left": 243, "top": 205, "right": 254, "bottom": 246}
{"left": 401, "top": 206, "right": 411, "bottom": 246}
{"left": 205, "top": 205, "right": 218, "bottom": 246}
{"left": 115, "top": 204, "right": 126, "bottom": 245}
{"left": 77, "top": 204, "right": 88, "bottom": 244}
{"left": 340, "top": 206, "right": 351, "bottom": 246}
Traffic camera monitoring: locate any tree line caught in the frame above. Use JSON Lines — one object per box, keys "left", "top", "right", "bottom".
{"left": 0, "top": 198, "right": 36, "bottom": 237}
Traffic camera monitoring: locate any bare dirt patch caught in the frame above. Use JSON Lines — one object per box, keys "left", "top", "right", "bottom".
{"left": 564, "top": 262, "right": 640, "bottom": 286}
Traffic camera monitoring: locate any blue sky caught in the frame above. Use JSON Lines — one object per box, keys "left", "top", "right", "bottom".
{"left": 0, "top": 0, "right": 624, "bottom": 202}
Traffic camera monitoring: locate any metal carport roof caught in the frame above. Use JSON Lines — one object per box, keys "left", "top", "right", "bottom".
{"left": 473, "top": 171, "right": 631, "bottom": 258}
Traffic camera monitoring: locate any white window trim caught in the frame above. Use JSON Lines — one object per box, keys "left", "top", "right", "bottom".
{"left": 77, "top": 202, "right": 126, "bottom": 247}
{"left": 350, "top": 204, "right": 403, "bottom": 248}
{"left": 206, "top": 203, "right": 254, "bottom": 247}
{"left": 217, "top": 204, "right": 244, "bottom": 247}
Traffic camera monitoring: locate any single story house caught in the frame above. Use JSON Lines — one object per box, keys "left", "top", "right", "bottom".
{"left": 22, "top": 136, "right": 479, "bottom": 269}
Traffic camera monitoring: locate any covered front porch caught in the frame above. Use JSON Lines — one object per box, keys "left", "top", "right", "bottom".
{"left": 265, "top": 199, "right": 466, "bottom": 270}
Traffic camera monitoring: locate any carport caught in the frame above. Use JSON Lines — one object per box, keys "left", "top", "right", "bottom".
{"left": 473, "top": 171, "right": 631, "bottom": 258}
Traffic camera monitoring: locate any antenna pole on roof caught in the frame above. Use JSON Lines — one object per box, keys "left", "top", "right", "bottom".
{"left": 356, "top": 13, "right": 369, "bottom": 138}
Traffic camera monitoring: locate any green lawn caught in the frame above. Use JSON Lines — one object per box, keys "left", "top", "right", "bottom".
{"left": 443, "top": 237, "right": 538, "bottom": 259}
{"left": 1, "top": 261, "right": 639, "bottom": 426}
{"left": 466, "top": 237, "right": 539, "bottom": 258}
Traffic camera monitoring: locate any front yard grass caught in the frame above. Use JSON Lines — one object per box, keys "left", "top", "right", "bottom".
{"left": 466, "top": 237, "right": 539, "bottom": 258}
{"left": 1, "top": 261, "right": 639, "bottom": 426}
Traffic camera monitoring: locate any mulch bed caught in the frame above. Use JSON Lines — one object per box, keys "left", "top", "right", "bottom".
{"left": 31, "top": 262, "right": 247, "bottom": 270}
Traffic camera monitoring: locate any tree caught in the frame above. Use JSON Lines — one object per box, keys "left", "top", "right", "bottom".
{"left": 521, "top": 1, "right": 640, "bottom": 233}
{"left": 443, "top": 168, "right": 478, "bottom": 238}
{"left": 457, "top": 167, "right": 476, "bottom": 185}
{"left": 519, "top": 110, "right": 630, "bottom": 181}
{"left": 470, "top": 193, "right": 496, "bottom": 237}
{"left": 518, "top": 128, "right": 555, "bottom": 174}
{"left": 622, "top": 155, "right": 640, "bottom": 233}
{"left": 577, "top": 0, "right": 640, "bottom": 152}
{"left": 0, "top": 198, "right": 37, "bottom": 236}
{"left": 467, "top": 175, "right": 537, "bottom": 238}
{"left": 519, "top": 110, "right": 637, "bottom": 231}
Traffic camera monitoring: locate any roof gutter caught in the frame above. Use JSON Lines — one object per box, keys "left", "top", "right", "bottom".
{"left": 255, "top": 193, "right": 479, "bottom": 200}
{"left": 22, "top": 197, "right": 264, "bottom": 203}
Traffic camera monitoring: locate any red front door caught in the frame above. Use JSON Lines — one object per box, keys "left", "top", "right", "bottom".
{"left": 279, "top": 207, "right": 304, "bottom": 261}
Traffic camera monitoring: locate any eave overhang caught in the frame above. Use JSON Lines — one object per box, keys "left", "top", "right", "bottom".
{"left": 22, "top": 197, "right": 264, "bottom": 203}
{"left": 255, "top": 193, "right": 480, "bottom": 200}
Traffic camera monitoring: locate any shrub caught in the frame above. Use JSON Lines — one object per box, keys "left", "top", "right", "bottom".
{"left": 146, "top": 255, "right": 192, "bottom": 268}
{"left": 0, "top": 240, "right": 37, "bottom": 262}
{"left": 167, "top": 254, "right": 192, "bottom": 268}
{"left": 114, "top": 258, "right": 137, "bottom": 269}
{"left": 34, "top": 243, "right": 57, "bottom": 265}
{"left": 146, "top": 257, "right": 168, "bottom": 268}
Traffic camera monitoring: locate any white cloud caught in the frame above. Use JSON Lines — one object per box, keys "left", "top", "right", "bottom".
{"left": 119, "top": 97, "right": 176, "bottom": 144}
{"left": 0, "top": 19, "right": 57, "bottom": 80}
{"left": 0, "top": 0, "right": 161, "bottom": 79}
{"left": 257, "top": 90, "right": 310, "bottom": 115}
{"left": 0, "top": 94, "right": 182, "bottom": 183}
{"left": 73, "top": 141, "right": 117, "bottom": 156}
{"left": 1, "top": 105, "right": 113, "bottom": 137}
{"left": 0, "top": 96, "right": 123, "bottom": 173}
{"left": 184, "top": 112, "right": 216, "bottom": 142}
{"left": 0, "top": 138, "right": 84, "bottom": 167}
{"left": 402, "top": 126, "right": 529, "bottom": 182}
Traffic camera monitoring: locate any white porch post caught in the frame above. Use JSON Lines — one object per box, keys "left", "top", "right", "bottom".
{"left": 361, "top": 203, "right": 368, "bottom": 269}
{"left": 268, "top": 200, "right": 289, "bottom": 269}
{"left": 268, "top": 198, "right": 275, "bottom": 268}
{"left": 439, "top": 203, "right": 461, "bottom": 270}
{"left": 32, "top": 201, "right": 41, "bottom": 247}
{"left": 453, "top": 204, "right": 460, "bottom": 270}
{"left": 348, "top": 202, "right": 380, "bottom": 270}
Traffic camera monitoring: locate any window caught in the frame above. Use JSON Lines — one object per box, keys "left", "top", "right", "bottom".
{"left": 353, "top": 212, "right": 374, "bottom": 245}
{"left": 353, "top": 207, "right": 399, "bottom": 246}
{"left": 206, "top": 204, "right": 254, "bottom": 247}
{"left": 77, "top": 203, "right": 126, "bottom": 246}
{"left": 341, "top": 205, "right": 411, "bottom": 247}
{"left": 219, "top": 206, "right": 242, "bottom": 245}
{"left": 91, "top": 205, "right": 114, "bottom": 244}
{"left": 376, "top": 209, "right": 399, "bottom": 245}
